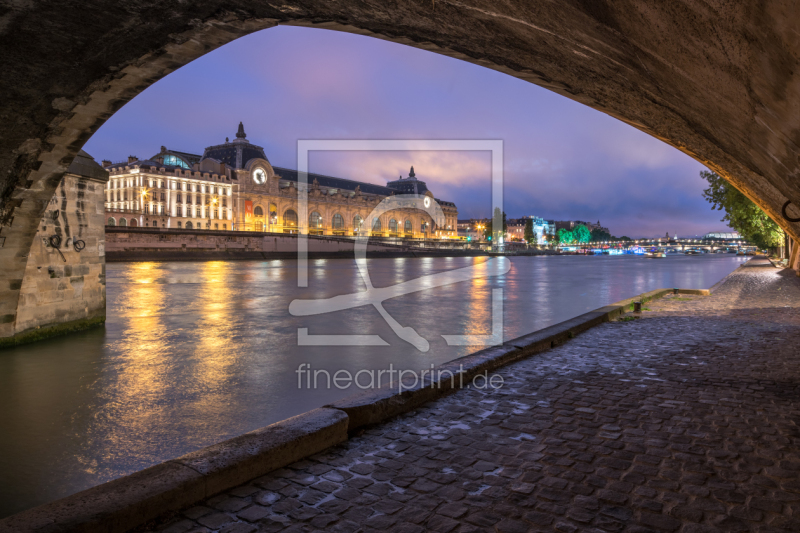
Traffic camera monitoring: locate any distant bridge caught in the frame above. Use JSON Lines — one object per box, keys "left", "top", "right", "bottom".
{"left": 563, "top": 237, "right": 757, "bottom": 253}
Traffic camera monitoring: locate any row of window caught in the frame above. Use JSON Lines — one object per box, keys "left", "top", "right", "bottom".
{"left": 108, "top": 179, "right": 229, "bottom": 195}
{"left": 107, "top": 204, "right": 227, "bottom": 218}
{"left": 274, "top": 210, "right": 427, "bottom": 233}
{"left": 107, "top": 217, "right": 229, "bottom": 231}
{"left": 108, "top": 192, "right": 228, "bottom": 206}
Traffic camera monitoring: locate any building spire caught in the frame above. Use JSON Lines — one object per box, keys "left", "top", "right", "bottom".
{"left": 409, "top": 165, "right": 416, "bottom": 179}
{"left": 236, "top": 122, "right": 246, "bottom": 139}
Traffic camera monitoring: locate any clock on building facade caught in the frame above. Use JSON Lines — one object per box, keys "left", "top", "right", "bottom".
{"left": 253, "top": 168, "right": 266, "bottom": 185}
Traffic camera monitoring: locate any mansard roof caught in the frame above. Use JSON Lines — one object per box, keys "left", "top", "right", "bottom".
{"left": 273, "top": 166, "right": 455, "bottom": 207}
{"left": 273, "top": 167, "right": 396, "bottom": 196}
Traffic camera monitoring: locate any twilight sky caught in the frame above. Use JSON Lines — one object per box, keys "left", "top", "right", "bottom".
{"left": 83, "top": 26, "right": 729, "bottom": 238}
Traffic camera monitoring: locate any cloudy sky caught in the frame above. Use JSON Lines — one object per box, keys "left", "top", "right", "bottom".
{"left": 83, "top": 26, "right": 728, "bottom": 238}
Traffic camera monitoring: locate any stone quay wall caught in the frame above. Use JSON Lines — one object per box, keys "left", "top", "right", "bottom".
{"left": 4, "top": 171, "right": 108, "bottom": 347}
{"left": 105, "top": 228, "right": 482, "bottom": 261}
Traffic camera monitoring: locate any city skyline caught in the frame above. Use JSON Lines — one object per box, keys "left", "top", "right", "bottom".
{"left": 84, "top": 25, "right": 731, "bottom": 237}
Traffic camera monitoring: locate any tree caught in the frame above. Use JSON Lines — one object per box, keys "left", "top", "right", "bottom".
{"left": 523, "top": 218, "right": 535, "bottom": 243}
{"left": 557, "top": 228, "right": 574, "bottom": 245}
{"left": 483, "top": 209, "right": 508, "bottom": 241}
{"left": 700, "top": 170, "right": 784, "bottom": 249}
{"left": 573, "top": 224, "right": 591, "bottom": 243}
{"left": 590, "top": 228, "right": 611, "bottom": 242}
{"left": 619, "top": 236, "right": 632, "bottom": 242}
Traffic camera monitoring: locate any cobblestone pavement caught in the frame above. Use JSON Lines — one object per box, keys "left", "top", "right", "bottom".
{"left": 143, "top": 258, "right": 800, "bottom": 533}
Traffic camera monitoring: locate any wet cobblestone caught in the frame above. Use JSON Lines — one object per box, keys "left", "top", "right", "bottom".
{"left": 143, "top": 259, "right": 800, "bottom": 532}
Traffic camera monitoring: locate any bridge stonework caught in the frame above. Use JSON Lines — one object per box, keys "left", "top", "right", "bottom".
{"left": 2, "top": 1, "right": 800, "bottom": 333}
{"left": 0, "top": 152, "right": 108, "bottom": 346}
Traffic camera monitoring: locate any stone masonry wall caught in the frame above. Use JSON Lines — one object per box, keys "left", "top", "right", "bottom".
{"left": 104, "top": 228, "right": 465, "bottom": 255}
{"left": 5, "top": 173, "right": 107, "bottom": 346}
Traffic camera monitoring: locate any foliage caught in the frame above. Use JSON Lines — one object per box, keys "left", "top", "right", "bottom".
{"left": 557, "top": 228, "right": 574, "bottom": 245}
{"left": 573, "top": 224, "right": 591, "bottom": 243}
{"left": 700, "top": 170, "right": 784, "bottom": 249}
{"left": 483, "top": 209, "right": 508, "bottom": 240}
{"left": 590, "top": 228, "right": 611, "bottom": 242}
{"left": 618, "top": 236, "right": 632, "bottom": 242}
{"left": 523, "top": 218, "right": 535, "bottom": 243}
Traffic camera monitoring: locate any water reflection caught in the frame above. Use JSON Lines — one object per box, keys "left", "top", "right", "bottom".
{"left": 0, "top": 254, "right": 746, "bottom": 517}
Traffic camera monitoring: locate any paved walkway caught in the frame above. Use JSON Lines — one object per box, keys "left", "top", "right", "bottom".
{"left": 143, "top": 258, "right": 800, "bottom": 533}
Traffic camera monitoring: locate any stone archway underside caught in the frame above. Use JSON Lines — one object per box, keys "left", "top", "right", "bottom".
{"left": 2, "top": 1, "right": 800, "bottom": 332}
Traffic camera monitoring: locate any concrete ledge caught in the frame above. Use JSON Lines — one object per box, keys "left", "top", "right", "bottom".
{"left": 675, "top": 288, "right": 711, "bottom": 296}
{"left": 0, "top": 462, "right": 204, "bottom": 533}
{"left": 0, "top": 408, "right": 348, "bottom": 533}
{"left": 173, "top": 407, "right": 348, "bottom": 497}
{"left": 327, "top": 345, "right": 523, "bottom": 431}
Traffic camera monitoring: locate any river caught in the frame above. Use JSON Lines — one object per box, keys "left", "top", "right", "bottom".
{"left": 0, "top": 254, "right": 746, "bottom": 517}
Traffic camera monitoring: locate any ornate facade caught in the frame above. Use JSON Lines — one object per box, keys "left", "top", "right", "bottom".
{"left": 103, "top": 124, "right": 458, "bottom": 238}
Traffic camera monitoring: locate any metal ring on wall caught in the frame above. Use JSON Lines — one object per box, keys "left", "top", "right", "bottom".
{"left": 782, "top": 201, "right": 800, "bottom": 223}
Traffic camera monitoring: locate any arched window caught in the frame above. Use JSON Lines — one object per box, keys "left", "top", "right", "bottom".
{"left": 107, "top": 217, "right": 116, "bottom": 226}
{"left": 186, "top": 221, "right": 193, "bottom": 229}
{"left": 353, "top": 215, "right": 363, "bottom": 230}
{"left": 405, "top": 219, "right": 412, "bottom": 233}
{"left": 152, "top": 221, "right": 157, "bottom": 227}
{"left": 372, "top": 218, "right": 382, "bottom": 231}
{"left": 309, "top": 211, "right": 322, "bottom": 228}
{"left": 129, "top": 219, "right": 138, "bottom": 227}
{"left": 254, "top": 206, "right": 264, "bottom": 217}
{"left": 223, "top": 224, "right": 227, "bottom": 230}
{"left": 119, "top": 218, "right": 127, "bottom": 227}
{"left": 284, "top": 209, "right": 298, "bottom": 227}
{"left": 177, "top": 221, "right": 182, "bottom": 228}
{"left": 332, "top": 213, "right": 344, "bottom": 229}
{"left": 389, "top": 218, "right": 398, "bottom": 233}
{"left": 163, "top": 155, "right": 190, "bottom": 169}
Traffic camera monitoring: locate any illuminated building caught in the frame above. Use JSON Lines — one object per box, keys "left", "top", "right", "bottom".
{"left": 102, "top": 123, "right": 458, "bottom": 238}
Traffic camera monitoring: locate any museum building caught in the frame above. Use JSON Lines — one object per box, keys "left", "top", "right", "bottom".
{"left": 102, "top": 124, "right": 459, "bottom": 238}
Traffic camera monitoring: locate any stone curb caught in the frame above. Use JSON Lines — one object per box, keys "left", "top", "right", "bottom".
{"left": 0, "top": 408, "right": 348, "bottom": 533}
{"left": 0, "top": 285, "right": 713, "bottom": 532}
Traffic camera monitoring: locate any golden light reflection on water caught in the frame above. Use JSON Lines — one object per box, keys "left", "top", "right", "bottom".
{"left": 77, "top": 262, "right": 171, "bottom": 477}
{"left": 462, "top": 276, "right": 490, "bottom": 337}
{"left": 190, "top": 261, "right": 248, "bottom": 439}
{"left": 196, "top": 261, "right": 237, "bottom": 361}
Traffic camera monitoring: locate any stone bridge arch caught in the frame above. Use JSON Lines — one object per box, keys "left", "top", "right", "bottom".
{"left": 2, "top": 1, "right": 800, "bottom": 337}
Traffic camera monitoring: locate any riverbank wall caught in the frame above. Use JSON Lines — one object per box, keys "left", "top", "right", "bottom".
{"left": 105, "top": 227, "right": 491, "bottom": 261}
{"left": 0, "top": 273, "right": 720, "bottom": 532}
